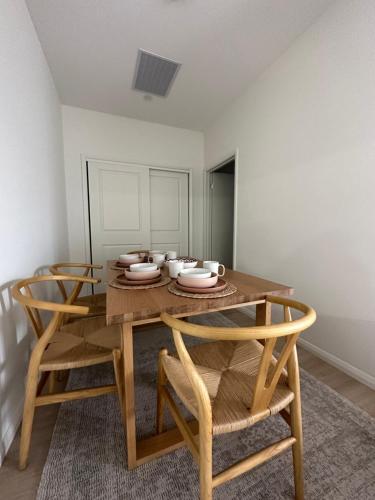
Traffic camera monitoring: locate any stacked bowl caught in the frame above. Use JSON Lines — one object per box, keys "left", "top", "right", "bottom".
{"left": 176, "top": 268, "right": 227, "bottom": 294}
{"left": 115, "top": 253, "right": 144, "bottom": 268}
{"left": 117, "top": 263, "right": 161, "bottom": 286}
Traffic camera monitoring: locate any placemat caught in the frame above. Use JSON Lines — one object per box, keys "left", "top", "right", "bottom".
{"left": 168, "top": 280, "right": 237, "bottom": 299}
{"left": 109, "top": 276, "right": 171, "bottom": 290}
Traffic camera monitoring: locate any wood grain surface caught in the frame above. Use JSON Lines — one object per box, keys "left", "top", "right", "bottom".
{"left": 106, "top": 261, "right": 294, "bottom": 324}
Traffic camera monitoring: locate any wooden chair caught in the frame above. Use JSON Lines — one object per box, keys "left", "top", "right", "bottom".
{"left": 49, "top": 262, "right": 106, "bottom": 321}
{"left": 12, "top": 274, "right": 123, "bottom": 470}
{"left": 158, "top": 295, "right": 316, "bottom": 500}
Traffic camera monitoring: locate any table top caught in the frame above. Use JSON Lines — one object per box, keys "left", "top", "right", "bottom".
{"left": 106, "top": 261, "right": 293, "bottom": 325}
{"left": 107, "top": 260, "right": 294, "bottom": 325}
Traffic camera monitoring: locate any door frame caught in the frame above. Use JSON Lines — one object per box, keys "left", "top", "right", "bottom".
{"left": 203, "top": 149, "right": 239, "bottom": 270}
{"left": 80, "top": 156, "right": 193, "bottom": 265}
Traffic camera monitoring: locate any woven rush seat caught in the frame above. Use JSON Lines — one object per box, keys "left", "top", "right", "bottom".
{"left": 40, "top": 315, "right": 121, "bottom": 371}
{"left": 66, "top": 292, "right": 107, "bottom": 322}
{"left": 162, "top": 339, "right": 294, "bottom": 435}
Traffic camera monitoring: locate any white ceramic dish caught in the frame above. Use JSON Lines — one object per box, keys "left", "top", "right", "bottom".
{"left": 179, "top": 268, "right": 211, "bottom": 279}
{"left": 178, "top": 257, "right": 199, "bottom": 269}
{"left": 125, "top": 269, "right": 160, "bottom": 280}
{"left": 130, "top": 263, "right": 157, "bottom": 272}
{"left": 119, "top": 253, "right": 139, "bottom": 263}
{"left": 183, "top": 260, "right": 198, "bottom": 269}
{"left": 177, "top": 272, "right": 218, "bottom": 289}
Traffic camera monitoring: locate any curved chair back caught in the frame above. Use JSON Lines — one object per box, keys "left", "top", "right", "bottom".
{"left": 12, "top": 274, "right": 97, "bottom": 341}
{"left": 161, "top": 295, "right": 316, "bottom": 418}
{"left": 49, "top": 262, "right": 102, "bottom": 301}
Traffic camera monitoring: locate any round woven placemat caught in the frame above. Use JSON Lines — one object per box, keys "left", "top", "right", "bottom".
{"left": 109, "top": 276, "right": 171, "bottom": 291}
{"left": 168, "top": 280, "right": 237, "bottom": 299}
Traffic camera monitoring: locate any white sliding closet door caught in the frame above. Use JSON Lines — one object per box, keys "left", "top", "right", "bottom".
{"left": 87, "top": 162, "right": 189, "bottom": 287}
{"left": 150, "top": 169, "right": 189, "bottom": 256}
{"left": 88, "top": 161, "right": 151, "bottom": 280}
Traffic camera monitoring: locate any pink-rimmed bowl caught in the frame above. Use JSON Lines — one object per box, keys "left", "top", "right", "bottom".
{"left": 125, "top": 269, "right": 161, "bottom": 281}
{"left": 130, "top": 263, "right": 157, "bottom": 272}
{"left": 177, "top": 272, "right": 218, "bottom": 289}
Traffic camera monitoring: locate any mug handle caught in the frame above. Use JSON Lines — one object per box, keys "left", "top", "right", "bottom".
{"left": 218, "top": 264, "right": 225, "bottom": 277}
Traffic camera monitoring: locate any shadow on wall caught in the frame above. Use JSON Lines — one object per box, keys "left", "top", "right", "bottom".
{"left": 0, "top": 279, "right": 31, "bottom": 460}
{"left": 0, "top": 264, "right": 52, "bottom": 461}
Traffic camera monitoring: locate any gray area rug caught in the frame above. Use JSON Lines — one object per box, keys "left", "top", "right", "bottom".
{"left": 37, "top": 313, "right": 375, "bottom": 499}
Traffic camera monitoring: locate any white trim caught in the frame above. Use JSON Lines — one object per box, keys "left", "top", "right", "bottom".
{"left": 298, "top": 338, "right": 375, "bottom": 390}
{"left": 80, "top": 156, "right": 193, "bottom": 262}
{"left": 203, "top": 148, "right": 239, "bottom": 269}
{"left": 223, "top": 305, "right": 375, "bottom": 390}
{"left": 0, "top": 399, "right": 23, "bottom": 465}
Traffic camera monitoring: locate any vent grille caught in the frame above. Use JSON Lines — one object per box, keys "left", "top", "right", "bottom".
{"left": 133, "top": 50, "right": 181, "bottom": 97}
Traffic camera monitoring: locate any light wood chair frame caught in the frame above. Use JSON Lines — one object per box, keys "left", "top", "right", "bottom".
{"left": 12, "top": 274, "right": 122, "bottom": 470}
{"left": 49, "top": 261, "right": 102, "bottom": 300}
{"left": 158, "top": 295, "right": 316, "bottom": 500}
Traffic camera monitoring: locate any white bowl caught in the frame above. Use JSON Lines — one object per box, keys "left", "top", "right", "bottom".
{"left": 130, "top": 263, "right": 157, "bottom": 272}
{"left": 183, "top": 260, "right": 198, "bottom": 269}
{"left": 125, "top": 269, "right": 161, "bottom": 280}
{"left": 179, "top": 268, "right": 211, "bottom": 279}
{"left": 177, "top": 273, "right": 218, "bottom": 288}
{"left": 119, "top": 253, "right": 139, "bottom": 262}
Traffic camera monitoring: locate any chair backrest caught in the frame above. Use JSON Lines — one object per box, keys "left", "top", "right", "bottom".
{"left": 12, "top": 274, "right": 97, "bottom": 339}
{"left": 49, "top": 262, "right": 102, "bottom": 301}
{"left": 160, "top": 295, "right": 316, "bottom": 419}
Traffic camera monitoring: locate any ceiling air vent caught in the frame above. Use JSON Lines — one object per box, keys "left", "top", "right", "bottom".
{"left": 133, "top": 49, "right": 181, "bottom": 97}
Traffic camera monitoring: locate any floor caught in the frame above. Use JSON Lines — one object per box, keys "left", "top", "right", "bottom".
{"left": 0, "top": 310, "right": 374, "bottom": 500}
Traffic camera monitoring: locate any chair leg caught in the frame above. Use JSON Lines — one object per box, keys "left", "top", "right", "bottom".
{"left": 19, "top": 365, "right": 39, "bottom": 470}
{"left": 48, "top": 371, "right": 55, "bottom": 393}
{"left": 199, "top": 422, "right": 213, "bottom": 500}
{"left": 156, "top": 348, "right": 168, "bottom": 434}
{"left": 290, "top": 392, "right": 304, "bottom": 499}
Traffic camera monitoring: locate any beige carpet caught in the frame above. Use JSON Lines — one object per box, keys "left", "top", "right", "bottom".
{"left": 37, "top": 313, "right": 375, "bottom": 499}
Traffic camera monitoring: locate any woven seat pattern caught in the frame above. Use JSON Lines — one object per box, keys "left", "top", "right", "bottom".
{"left": 40, "top": 315, "right": 121, "bottom": 371}
{"left": 162, "top": 339, "right": 294, "bottom": 435}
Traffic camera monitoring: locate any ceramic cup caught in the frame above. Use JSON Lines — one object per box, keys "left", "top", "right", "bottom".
{"left": 167, "top": 250, "right": 177, "bottom": 260}
{"left": 203, "top": 260, "right": 225, "bottom": 277}
{"left": 168, "top": 259, "right": 184, "bottom": 279}
{"left": 149, "top": 253, "right": 165, "bottom": 268}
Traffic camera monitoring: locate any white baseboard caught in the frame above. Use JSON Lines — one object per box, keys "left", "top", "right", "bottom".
{"left": 230, "top": 306, "right": 375, "bottom": 390}
{"left": 0, "top": 400, "right": 23, "bottom": 466}
{"left": 298, "top": 338, "right": 375, "bottom": 390}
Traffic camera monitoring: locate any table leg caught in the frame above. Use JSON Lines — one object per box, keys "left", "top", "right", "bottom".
{"left": 121, "top": 322, "right": 137, "bottom": 469}
{"left": 256, "top": 301, "right": 272, "bottom": 326}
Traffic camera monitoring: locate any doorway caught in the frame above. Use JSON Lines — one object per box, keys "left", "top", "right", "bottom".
{"left": 86, "top": 160, "right": 190, "bottom": 283}
{"left": 206, "top": 157, "right": 236, "bottom": 269}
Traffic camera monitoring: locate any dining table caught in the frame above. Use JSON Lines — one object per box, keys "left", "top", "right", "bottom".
{"left": 105, "top": 260, "right": 293, "bottom": 470}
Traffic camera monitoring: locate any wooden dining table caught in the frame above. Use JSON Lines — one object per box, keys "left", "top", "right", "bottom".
{"left": 106, "top": 260, "right": 293, "bottom": 470}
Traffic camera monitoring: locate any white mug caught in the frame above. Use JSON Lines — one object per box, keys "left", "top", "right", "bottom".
{"left": 167, "top": 250, "right": 177, "bottom": 260}
{"left": 149, "top": 253, "right": 165, "bottom": 267}
{"left": 168, "top": 259, "right": 184, "bottom": 279}
{"left": 203, "top": 260, "right": 225, "bottom": 277}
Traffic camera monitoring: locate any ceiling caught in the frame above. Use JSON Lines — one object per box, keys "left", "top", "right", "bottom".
{"left": 26, "top": 0, "right": 334, "bottom": 131}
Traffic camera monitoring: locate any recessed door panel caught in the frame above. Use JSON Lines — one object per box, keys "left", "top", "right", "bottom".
{"left": 150, "top": 170, "right": 189, "bottom": 256}
{"left": 88, "top": 161, "right": 151, "bottom": 286}
{"left": 100, "top": 170, "right": 141, "bottom": 231}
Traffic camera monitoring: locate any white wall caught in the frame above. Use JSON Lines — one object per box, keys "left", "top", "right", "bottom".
{"left": 62, "top": 106, "right": 204, "bottom": 263}
{"left": 0, "top": 0, "right": 68, "bottom": 462}
{"left": 205, "top": 0, "right": 375, "bottom": 387}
